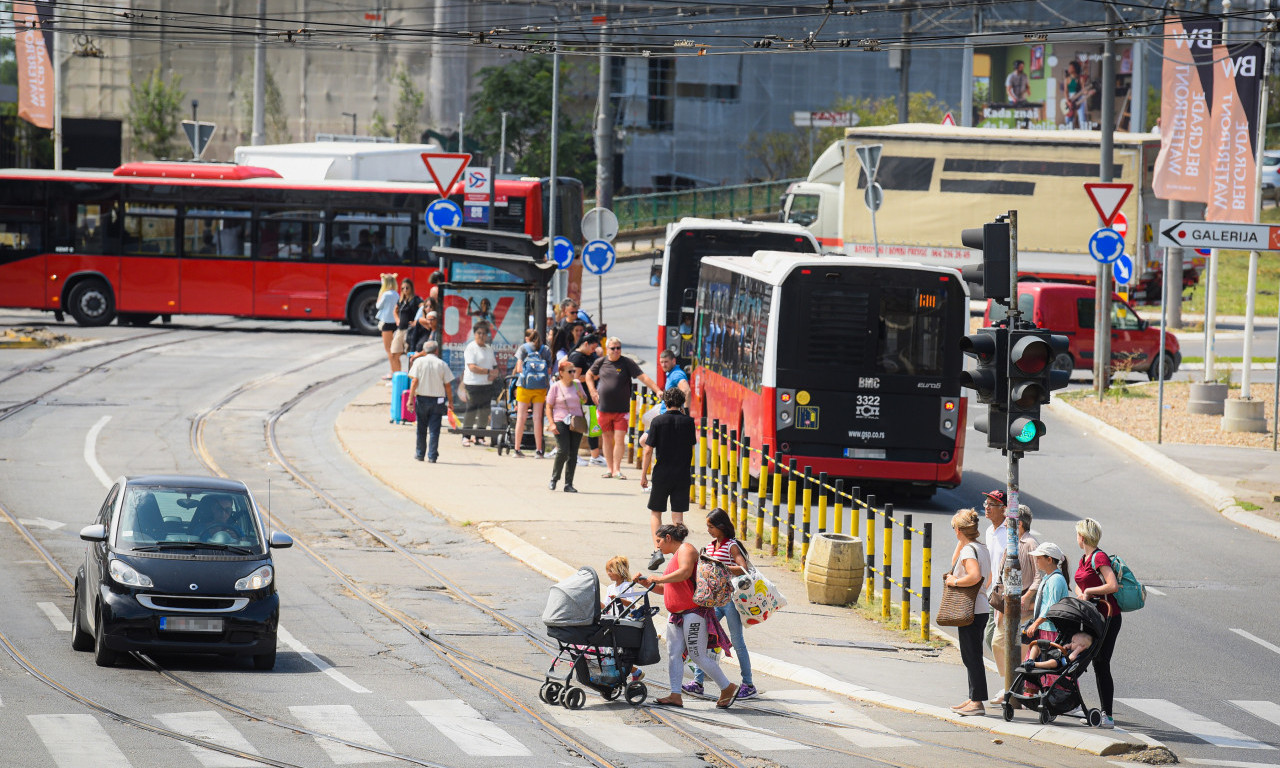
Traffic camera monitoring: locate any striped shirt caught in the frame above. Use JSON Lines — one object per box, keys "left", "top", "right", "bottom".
{"left": 703, "top": 538, "right": 741, "bottom": 567}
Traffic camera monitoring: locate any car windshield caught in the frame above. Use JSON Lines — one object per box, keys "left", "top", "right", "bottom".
{"left": 116, "top": 487, "right": 262, "bottom": 553}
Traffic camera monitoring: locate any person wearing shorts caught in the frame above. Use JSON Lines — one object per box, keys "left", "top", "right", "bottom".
{"left": 586, "top": 338, "right": 658, "bottom": 479}
{"left": 512, "top": 329, "right": 551, "bottom": 458}
{"left": 643, "top": 388, "right": 696, "bottom": 537}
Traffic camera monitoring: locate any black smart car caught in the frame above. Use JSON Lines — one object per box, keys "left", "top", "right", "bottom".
{"left": 72, "top": 475, "right": 293, "bottom": 669}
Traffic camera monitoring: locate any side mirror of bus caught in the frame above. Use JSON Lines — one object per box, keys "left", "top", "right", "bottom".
{"left": 649, "top": 261, "right": 661, "bottom": 287}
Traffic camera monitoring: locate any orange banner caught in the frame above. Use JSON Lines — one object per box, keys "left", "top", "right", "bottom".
{"left": 13, "top": 1, "right": 55, "bottom": 130}
{"left": 1152, "top": 15, "right": 1220, "bottom": 202}
{"left": 1206, "top": 42, "right": 1265, "bottom": 223}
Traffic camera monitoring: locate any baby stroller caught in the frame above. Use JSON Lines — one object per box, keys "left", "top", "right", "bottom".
{"left": 491, "top": 375, "right": 518, "bottom": 453}
{"left": 1002, "top": 596, "right": 1110, "bottom": 726}
{"left": 540, "top": 566, "right": 659, "bottom": 710}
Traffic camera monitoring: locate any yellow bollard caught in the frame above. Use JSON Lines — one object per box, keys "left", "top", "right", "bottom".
{"left": 626, "top": 384, "right": 639, "bottom": 467}
{"left": 709, "top": 420, "right": 720, "bottom": 510}
{"left": 833, "top": 479, "right": 845, "bottom": 537}
{"left": 786, "top": 459, "right": 797, "bottom": 560}
{"left": 817, "top": 471, "right": 828, "bottom": 536}
{"left": 756, "top": 444, "right": 770, "bottom": 550}
{"left": 921, "top": 523, "right": 933, "bottom": 642}
{"left": 697, "top": 418, "right": 708, "bottom": 509}
{"left": 739, "top": 436, "right": 751, "bottom": 535}
{"left": 770, "top": 452, "right": 782, "bottom": 556}
{"left": 728, "top": 430, "right": 739, "bottom": 519}
{"left": 800, "top": 466, "right": 813, "bottom": 562}
{"left": 901, "top": 514, "right": 913, "bottom": 631}
{"left": 864, "top": 495, "right": 876, "bottom": 604}
{"left": 882, "top": 504, "right": 893, "bottom": 620}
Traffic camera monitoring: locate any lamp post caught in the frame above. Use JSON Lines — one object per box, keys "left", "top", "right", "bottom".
{"left": 341, "top": 112, "right": 357, "bottom": 135}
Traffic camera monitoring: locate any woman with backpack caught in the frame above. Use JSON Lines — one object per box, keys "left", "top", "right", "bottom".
{"left": 685, "top": 508, "right": 757, "bottom": 700}
{"left": 1074, "top": 518, "right": 1120, "bottom": 729}
{"left": 635, "top": 523, "right": 739, "bottom": 709}
{"left": 512, "top": 329, "right": 552, "bottom": 458}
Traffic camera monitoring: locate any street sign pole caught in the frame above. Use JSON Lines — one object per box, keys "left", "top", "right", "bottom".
{"left": 1095, "top": 21, "right": 1117, "bottom": 398}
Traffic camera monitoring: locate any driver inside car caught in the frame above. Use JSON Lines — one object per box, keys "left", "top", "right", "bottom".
{"left": 193, "top": 495, "right": 245, "bottom": 541}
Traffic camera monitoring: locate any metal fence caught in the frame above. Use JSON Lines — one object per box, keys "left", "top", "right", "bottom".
{"left": 594, "top": 179, "right": 802, "bottom": 232}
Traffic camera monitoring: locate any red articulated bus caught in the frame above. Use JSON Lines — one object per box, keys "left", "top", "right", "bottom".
{"left": 0, "top": 162, "right": 582, "bottom": 334}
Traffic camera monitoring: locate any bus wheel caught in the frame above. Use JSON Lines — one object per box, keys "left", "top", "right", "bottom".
{"left": 67, "top": 279, "right": 115, "bottom": 327}
{"left": 347, "top": 288, "right": 381, "bottom": 336}
{"left": 118, "top": 313, "right": 158, "bottom": 327}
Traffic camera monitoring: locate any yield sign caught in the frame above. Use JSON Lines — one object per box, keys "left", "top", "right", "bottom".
{"left": 941, "top": 112, "right": 956, "bottom": 126}
{"left": 420, "top": 153, "right": 471, "bottom": 195}
{"left": 1083, "top": 182, "right": 1132, "bottom": 227}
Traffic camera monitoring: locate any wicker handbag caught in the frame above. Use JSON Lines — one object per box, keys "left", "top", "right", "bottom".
{"left": 936, "top": 582, "right": 982, "bottom": 627}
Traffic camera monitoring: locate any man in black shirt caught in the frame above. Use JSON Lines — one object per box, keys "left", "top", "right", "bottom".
{"left": 644, "top": 388, "right": 696, "bottom": 537}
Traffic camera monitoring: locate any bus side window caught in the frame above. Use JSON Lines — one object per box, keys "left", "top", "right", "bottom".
{"left": 0, "top": 207, "right": 44, "bottom": 254}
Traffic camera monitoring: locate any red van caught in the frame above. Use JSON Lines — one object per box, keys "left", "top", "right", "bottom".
{"left": 984, "top": 283, "right": 1179, "bottom": 380}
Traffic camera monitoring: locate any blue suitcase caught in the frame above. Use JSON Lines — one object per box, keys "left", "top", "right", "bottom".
{"left": 390, "top": 371, "right": 410, "bottom": 422}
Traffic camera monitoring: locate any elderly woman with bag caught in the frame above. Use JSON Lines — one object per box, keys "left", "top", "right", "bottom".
{"left": 943, "top": 508, "right": 991, "bottom": 717}
{"left": 635, "top": 523, "right": 738, "bottom": 708}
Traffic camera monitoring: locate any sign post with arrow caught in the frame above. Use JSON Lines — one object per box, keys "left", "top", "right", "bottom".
{"left": 855, "top": 143, "right": 883, "bottom": 257}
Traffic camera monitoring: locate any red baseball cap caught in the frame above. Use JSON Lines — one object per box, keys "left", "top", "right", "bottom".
{"left": 983, "top": 489, "right": 1007, "bottom": 506}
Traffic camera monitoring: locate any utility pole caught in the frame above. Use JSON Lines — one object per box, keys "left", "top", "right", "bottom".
{"left": 52, "top": 16, "right": 61, "bottom": 170}
{"left": 549, "top": 31, "right": 562, "bottom": 304}
{"left": 898, "top": 4, "right": 913, "bottom": 124}
{"left": 498, "top": 111, "right": 509, "bottom": 174}
{"left": 1003, "top": 210, "right": 1023, "bottom": 699}
{"left": 1094, "top": 4, "right": 1120, "bottom": 396}
{"left": 458, "top": 112, "right": 465, "bottom": 153}
{"left": 595, "top": 10, "right": 614, "bottom": 211}
{"left": 252, "top": 0, "right": 266, "bottom": 146}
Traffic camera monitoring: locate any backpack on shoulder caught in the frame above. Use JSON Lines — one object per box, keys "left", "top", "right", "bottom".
{"left": 1091, "top": 550, "right": 1146, "bottom": 612}
{"left": 693, "top": 553, "right": 732, "bottom": 608}
{"left": 518, "top": 344, "right": 551, "bottom": 390}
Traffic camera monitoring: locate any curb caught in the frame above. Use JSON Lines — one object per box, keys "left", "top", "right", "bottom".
{"left": 473, "top": 522, "right": 1138, "bottom": 757}
{"left": 1048, "top": 401, "right": 1280, "bottom": 543}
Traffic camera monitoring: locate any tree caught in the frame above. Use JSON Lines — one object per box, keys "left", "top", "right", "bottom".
{"left": 129, "top": 67, "right": 185, "bottom": 159}
{"left": 467, "top": 56, "right": 596, "bottom": 187}
{"left": 369, "top": 110, "right": 391, "bottom": 138}
{"left": 236, "top": 63, "right": 289, "bottom": 144}
{"left": 393, "top": 65, "right": 424, "bottom": 142}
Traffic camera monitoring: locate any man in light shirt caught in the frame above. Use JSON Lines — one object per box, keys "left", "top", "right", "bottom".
{"left": 408, "top": 340, "right": 454, "bottom": 463}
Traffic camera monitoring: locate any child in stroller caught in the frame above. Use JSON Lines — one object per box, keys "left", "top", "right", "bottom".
{"left": 540, "top": 565, "right": 660, "bottom": 710}
{"left": 1021, "top": 632, "right": 1093, "bottom": 673}
{"left": 1002, "top": 596, "right": 1110, "bottom": 726}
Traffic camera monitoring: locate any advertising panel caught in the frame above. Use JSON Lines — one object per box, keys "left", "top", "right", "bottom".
{"left": 13, "top": 1, "right": 55, "bottom": 130}
{"left": 1152, "top": 15, "right": 1222, "bottom": 202}
{"left": 1205, "top": 42, "right": 1265, "bottom": 223}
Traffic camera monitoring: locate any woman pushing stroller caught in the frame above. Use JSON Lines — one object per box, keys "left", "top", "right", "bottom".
{"left": 635, "top": 523, "right": 739, "bottom": 708}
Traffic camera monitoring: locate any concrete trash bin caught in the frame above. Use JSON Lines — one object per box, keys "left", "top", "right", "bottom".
{"left": 804, "top": 533, "right": 864, "bottom": 606}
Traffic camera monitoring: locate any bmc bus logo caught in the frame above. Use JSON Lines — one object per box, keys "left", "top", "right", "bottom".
{"left": 858, "top": 377, "right": 880, "bottom": 389}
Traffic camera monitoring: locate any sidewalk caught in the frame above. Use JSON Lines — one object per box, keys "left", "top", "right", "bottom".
{"left": 335, "top": 384, "right": 1143, "bottom": 756}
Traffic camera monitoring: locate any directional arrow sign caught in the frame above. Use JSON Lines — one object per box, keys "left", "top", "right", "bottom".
{"left": 551, "top": 236, "right": 574, "bottom": 269}
{"left": 1158, "top": 219, "right": 1280, "bottom": 251}
{"left": 1112, "top": 253, "right": 1134, "bottom": 285}
{"left": 420, "top": 152, "right": 471, "bottom": 195}
{"left": 582, "top": 239, "right": 616, "bottom": 275}
{"left": 1083, "top": 182, "right": 1132, "bottom": 227}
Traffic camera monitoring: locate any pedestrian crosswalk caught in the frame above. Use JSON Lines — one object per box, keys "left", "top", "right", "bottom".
{"left": 16, "top": 688, "right": 923, "bottom": 765}
{"left": 1119, "top": 698, "right": 1280, "bottom": 751}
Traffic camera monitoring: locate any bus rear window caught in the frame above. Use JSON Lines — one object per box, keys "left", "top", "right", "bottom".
{"left": 667, "top": 229, "right": 816, "bottom": 325}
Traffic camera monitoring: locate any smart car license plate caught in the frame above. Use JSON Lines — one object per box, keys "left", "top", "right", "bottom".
{"left": 159, "top": 617, "right": 223, "bottom": 633}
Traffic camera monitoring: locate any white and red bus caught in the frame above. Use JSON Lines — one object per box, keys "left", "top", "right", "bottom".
{"left": 654, "top": 218, "right": 818, "bottom": 386}
{"left": 691, "top": 251, "right": 969, "bottom": 497}
{"left": 0, "top": 162, "right": 582, "bottom": 334}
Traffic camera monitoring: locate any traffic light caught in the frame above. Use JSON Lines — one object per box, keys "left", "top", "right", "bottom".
{"left": 1005, "top": 329, "right": 1070, "bottom": 452}
{"left": 960, "top": 326, "right": 1008, "bottom": 449}
{"left": 960, "top": 221, "right": 1011, "bottom": 301}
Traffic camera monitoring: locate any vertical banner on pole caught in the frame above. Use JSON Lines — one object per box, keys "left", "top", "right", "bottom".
{"left": 1205, "top": 41, "right": 1265, "bottom": 223}
{"left": 1152, "top": 14, "right": 1221, "bottom": 203}
{"left": 13, "top": 1, "right": 56, "bottom": 129}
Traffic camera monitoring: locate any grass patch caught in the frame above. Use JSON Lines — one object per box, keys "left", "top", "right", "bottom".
{"left": 1181, "top": 250, "right": 1280, "bottom": 317}
{"left": 1240, "top": 501, "right": 1263, "bottom": 511}
{"left": 1181, "top": 356, "right": 1277, "bottom": 364}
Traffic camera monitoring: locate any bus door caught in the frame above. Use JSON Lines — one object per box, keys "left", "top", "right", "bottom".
{"left": 254, "top": 209, "right": 325, "bottom": 318}
{"left": 119, "top": 202, "right": 181, "bottom": 313}
{"left": 325, "top": 211, "right": 415, "bottom": 318}
{"left": 180, "top": 206, "right": 254, "bottom": 315}
{"left": 0, "top": 206, "right": 49, "bottom": 308}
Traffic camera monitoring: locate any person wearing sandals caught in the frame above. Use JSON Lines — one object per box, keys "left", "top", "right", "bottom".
{"left": 643, "top": 388, "right": 695, "bottom": 539}
{"left": 585, "top": 337, "right": 659, "bottom": 479}
{"left": 946, "top": 507, "right": 992, "bottom": 717}
{"left": 546, "top": 359, "right": 586, "bottom": 493}
{"left": 635, "top": 523, "right": 739, "bottom": 709}
{"left": 685, "top": 508, "right": 757, "bottom": 700}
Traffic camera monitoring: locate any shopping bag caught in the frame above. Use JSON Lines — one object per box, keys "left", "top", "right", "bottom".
{"left": 731, "top": 568, "right": 787, "bottom": 626}
{"left": 585, "top": 405, "right": 603, "bottom": 438}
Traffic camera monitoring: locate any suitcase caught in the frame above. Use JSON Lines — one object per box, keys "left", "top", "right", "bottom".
{"left": 390, "top": 371, "right": 410, "bottom": 422}
{"left": 400, "top": 390, "right": 416, "bottom": 423}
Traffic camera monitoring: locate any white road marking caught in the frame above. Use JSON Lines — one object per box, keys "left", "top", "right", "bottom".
{"left": 1117, "top": 699, "right": 1275, "bottom": 750}
{"left": 1230, "top": 628, "right": 1280, "bottom": 657}
{"left": 540, "top": 702, "right": 678, "bottom": 754}
{"left": 85, "top": 415, "right": 113, "bottom": 489}
{"left": 288, "top": 705, "right": 394, "bottom": 765}
{"left": 1184, "top": 760, "right": 1280, "bottom": 768}
{"left": 408, "top": 699, "right": 530, "bottom": 757}
{"left": 37, "top": 602, "right": 72, "bottom": 631}
{"left": 768, "top": 689, "right": 915, "bottom": 748}
{"left": 276, "top": 626, "right": 370, "bottom": 693}
{"left": 1145, "top": 586, "right": 1166, "bottom": 596}
{"left": 19, "top": 517, "right": 65, "bottom": 530}
{"left": 29, "top": 714, "right": 132, "bottom": 767}
{"left": 154, "top": 711, "right": 261, "bottom": 767}
{"left": 1230, "top": 700, "right": 1280, "bottom": 729}
{"left": 682, "top": 701, "right": 808, "bottom": 751}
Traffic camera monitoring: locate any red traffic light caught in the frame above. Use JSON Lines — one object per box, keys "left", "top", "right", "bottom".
{"left": 1010, "top": 335, "right": 1052, "bottom": 375}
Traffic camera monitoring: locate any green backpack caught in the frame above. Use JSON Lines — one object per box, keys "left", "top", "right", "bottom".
{"left": 1089, "top": 550, "right": 1146, "bottom": 612}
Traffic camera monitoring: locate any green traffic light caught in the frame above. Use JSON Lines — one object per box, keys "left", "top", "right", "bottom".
{"left": 1014, "top": 422, "right": 1038, "bottom": 443}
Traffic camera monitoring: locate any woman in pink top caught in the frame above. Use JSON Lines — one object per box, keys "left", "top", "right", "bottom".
{"left": 545, "top": 359, "right": 586, "bottom": 493}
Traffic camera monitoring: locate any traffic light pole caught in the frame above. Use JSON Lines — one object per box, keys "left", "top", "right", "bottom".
{"left": 1002, "top": 210, "right": 1023, "bottom": 697}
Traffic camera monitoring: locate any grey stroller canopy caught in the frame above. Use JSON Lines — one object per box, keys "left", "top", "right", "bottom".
{"left": 542, "top": 566, "right": 601, "bottom": 628}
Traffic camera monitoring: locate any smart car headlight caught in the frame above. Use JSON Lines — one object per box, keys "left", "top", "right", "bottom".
{"left": 235, "top": 565, "right": 273, "bottom": 591}
{"left": 109, "top": 559, "right": 154, "bottom": 588}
